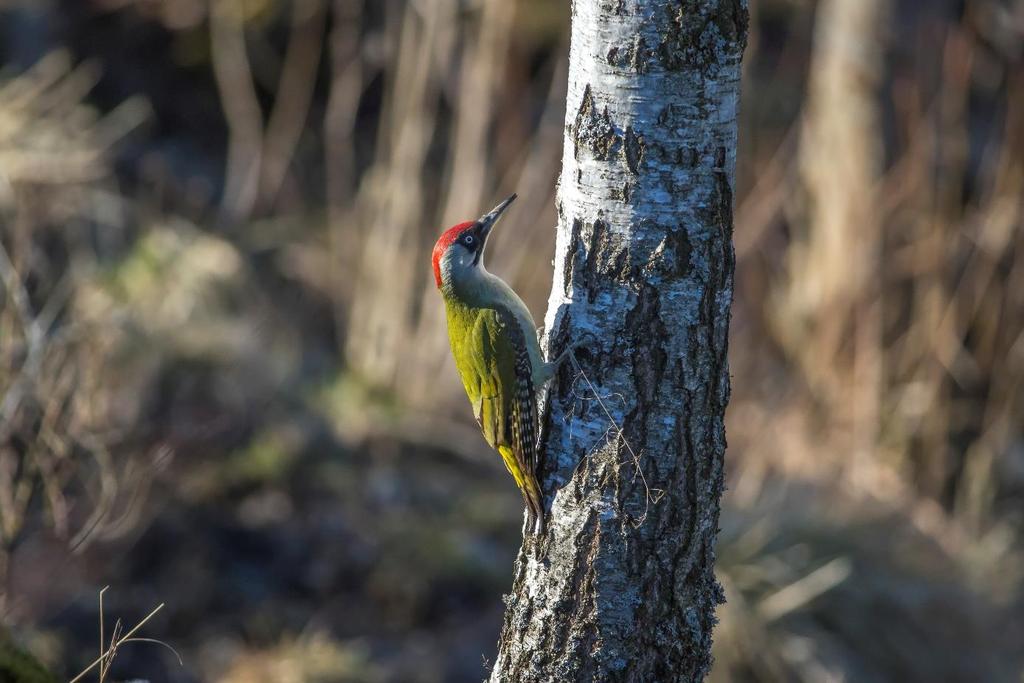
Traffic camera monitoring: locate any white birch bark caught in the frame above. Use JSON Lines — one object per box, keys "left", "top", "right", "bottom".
{"left": 490, "top": 1, "right": 748, "bottom": 680}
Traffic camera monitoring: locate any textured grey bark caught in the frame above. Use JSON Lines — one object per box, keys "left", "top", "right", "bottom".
{"left": 490, "top": 1, "right": 747, "bottom": 681}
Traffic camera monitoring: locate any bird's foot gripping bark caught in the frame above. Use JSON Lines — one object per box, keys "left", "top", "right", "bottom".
{"left": 522, "top": 489, "right": 546, "bottom": 538}
{"left": 541, "top": 342, "right": 585, "bottom": 386}
{"left": 521, "top": 513, "right": 548, "bottom": 558}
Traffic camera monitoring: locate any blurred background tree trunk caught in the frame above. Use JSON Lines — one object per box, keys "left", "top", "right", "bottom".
{"left": 490, "top": 0, "right": 748, "bottom": 680}
{"left": 775, "top": 0, "right": 889, "bottom": 487}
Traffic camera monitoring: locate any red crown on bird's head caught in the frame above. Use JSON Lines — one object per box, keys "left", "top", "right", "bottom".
{"left": 432, "top": 221, "right": 475, "bottom": 288}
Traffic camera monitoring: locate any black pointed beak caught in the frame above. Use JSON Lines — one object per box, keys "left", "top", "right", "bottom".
{"left": 477, "top": 193, "right": 517, "bottom": 242}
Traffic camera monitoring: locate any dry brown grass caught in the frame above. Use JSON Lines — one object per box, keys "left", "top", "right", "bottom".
{"left": 0, "top": 51, "right": 154, "bottom": 619}
{"left": 68, "top": 586, "right": 172, "bottom": 683}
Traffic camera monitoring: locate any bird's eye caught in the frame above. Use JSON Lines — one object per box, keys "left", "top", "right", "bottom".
{"left": 464, "top": 235, "right": 475, "bottom": 245}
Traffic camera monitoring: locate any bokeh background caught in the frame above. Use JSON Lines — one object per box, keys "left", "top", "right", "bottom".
{"left": 0, "top": 0, "right": 1022, "bottom": 680}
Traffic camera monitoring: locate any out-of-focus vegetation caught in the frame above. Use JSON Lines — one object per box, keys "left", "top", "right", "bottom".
{"left": 0, "top": 0, "right": 1021, "bottom": 680}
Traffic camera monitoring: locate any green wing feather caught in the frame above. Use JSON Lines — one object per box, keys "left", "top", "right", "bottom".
{"left": 470, "top": 309, "right": 507, "bottom": 448}
{"left": 447, "top": 305, "right": 538, "bottom": 478}
{"left": 445, "top": 301, "right": 544, "bottom": 531}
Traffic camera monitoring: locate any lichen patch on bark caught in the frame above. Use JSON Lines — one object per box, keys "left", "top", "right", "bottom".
{"left": 573, "top": 85, "right": 620, "bottom": 161}
{"left": 656, "top": 0, "right": 750, "bottom": 73}
{"left": 622, "top": 126, "right": 646, "bottom": 175}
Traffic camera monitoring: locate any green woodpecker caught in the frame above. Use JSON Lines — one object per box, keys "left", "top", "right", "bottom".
{"left": 432, "top": 194, "right": 562, "bottom": 535}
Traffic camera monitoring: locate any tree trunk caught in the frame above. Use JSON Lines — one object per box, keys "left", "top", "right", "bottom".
{"left": 489, "top": 1, "right": 747, "bottom": 681}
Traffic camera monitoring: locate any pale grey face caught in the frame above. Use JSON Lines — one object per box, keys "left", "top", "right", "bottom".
{"left": 440, "top": 194, "right": 517, "bottom": 296}
{"left": 440, "top": 226, "right": 487, "bottom": 291}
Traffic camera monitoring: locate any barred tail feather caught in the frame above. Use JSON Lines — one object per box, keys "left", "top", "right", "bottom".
{"left": 498, "top": 445, "right": 545, "bottom": 535}
{"left": 523, "top": 472, "right": 545, "bottom": 535}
